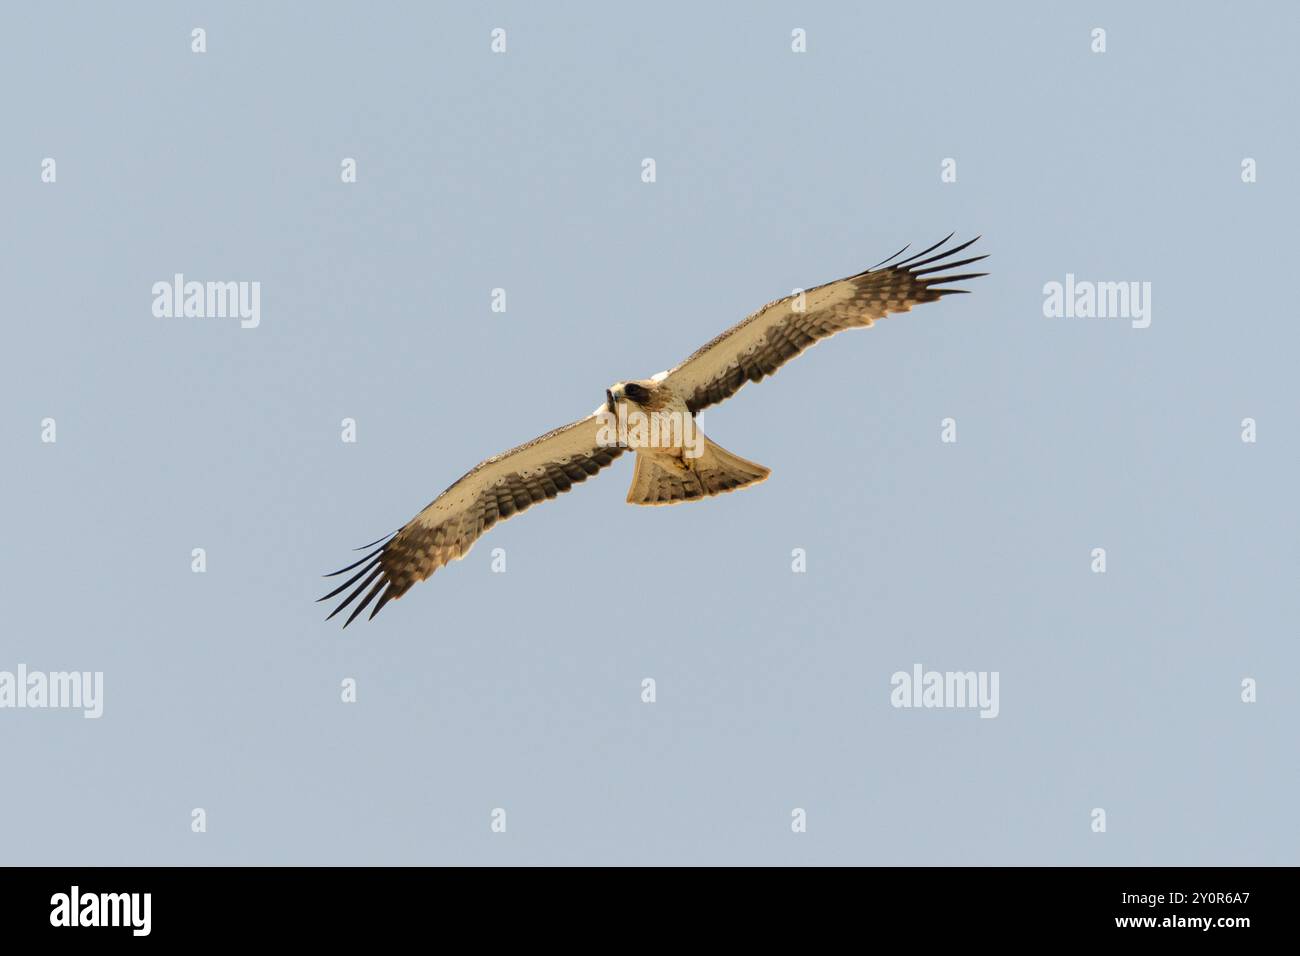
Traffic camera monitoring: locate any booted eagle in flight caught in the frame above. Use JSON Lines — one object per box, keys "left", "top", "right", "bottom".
{"left": 323, "top": 235, "right": 986, "bottom": 625}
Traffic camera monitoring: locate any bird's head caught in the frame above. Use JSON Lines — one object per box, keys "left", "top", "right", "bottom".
{"left": 606, "top": 380, "right": 657, "bottom": 413}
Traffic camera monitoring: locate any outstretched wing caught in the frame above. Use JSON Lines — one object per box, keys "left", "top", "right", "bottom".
{"left": 321, "top": 414, "right": 624, "bottom": 626}
{"left": 662, "top": 235, "right": 987, "bottom": 413}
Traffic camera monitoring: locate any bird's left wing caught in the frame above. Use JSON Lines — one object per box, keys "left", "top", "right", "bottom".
{"left": 662, "top": 235, "right": 987, "bottom": 413}
{"left": 321, "top": 413, "right": 624, "bottom": 626}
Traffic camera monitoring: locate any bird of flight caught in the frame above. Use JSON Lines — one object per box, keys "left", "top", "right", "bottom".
{"left": 322, "top": 235, "right": 987, "bottom": 626}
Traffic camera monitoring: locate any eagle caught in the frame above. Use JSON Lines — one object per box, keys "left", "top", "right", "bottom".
{"left": 322, "top": 235, "right": 986, "bottom": 626}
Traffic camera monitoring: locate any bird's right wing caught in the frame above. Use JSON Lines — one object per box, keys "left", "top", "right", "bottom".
{"left": 321, "top": 413, "right": 625, "bottom": 626}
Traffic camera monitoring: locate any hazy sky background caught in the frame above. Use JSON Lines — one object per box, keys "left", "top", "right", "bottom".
{"left": 3, "top": 2, "right": 1297, "bottom": 865}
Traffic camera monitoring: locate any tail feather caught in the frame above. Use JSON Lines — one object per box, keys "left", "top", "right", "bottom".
{"left": 626, "top": 436, "right": 770, "bottom": 506}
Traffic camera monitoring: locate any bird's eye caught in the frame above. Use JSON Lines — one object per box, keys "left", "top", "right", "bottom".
{"left": 624, "top": 383, "right": 648, "bottom": 403}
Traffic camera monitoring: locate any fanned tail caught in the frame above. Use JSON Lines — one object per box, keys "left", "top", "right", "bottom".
{"left": 626, "top": 436, "right": 770, "bottom": 506}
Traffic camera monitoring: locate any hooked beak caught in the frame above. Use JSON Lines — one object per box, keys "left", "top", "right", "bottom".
{"left": 606, "top": 389, "right": 617, "bottom": 414}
